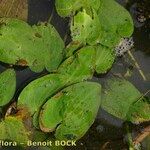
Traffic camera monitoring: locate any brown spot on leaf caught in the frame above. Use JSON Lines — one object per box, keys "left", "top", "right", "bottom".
{"left": 53, "top": 92, "right": 63, "bottom": 98}
{"left": 35, "top": 32, "right": 42, "bottom": 38}
{"left": 16, "top": 59, "right": 28, "bottom": 66}
{"left": 39, "top": 119, "right": 55, "bottom": 133}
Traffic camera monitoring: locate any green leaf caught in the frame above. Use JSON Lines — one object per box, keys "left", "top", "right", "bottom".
{"left": 55, "top": 0, "right": 100, "bottom": 17}
{"left": 95, "top": 45, "right": 115, "bottom": 74}
{"left": 71, "top": 9, "right": 101, "bottom": 45}
{"left": 58, "top": 46, "right": 95, "bottom": 82}
{"left": 0, "top": 18, "right": 64, "bottom": 72}
{"left": 65, "top": 41, "right": 83, "bottom": 58}
{"left": 17, "top": 74, "right": 68, "bottom": 116}
{"left": 39, "top": 82, "right": 101, "bottom": 140}
{"left": 39, "top": 96, "right": 63, "bottom": 132}
{"left": 97, "top": 0, "right": 134, "bottom": 47}
{"left": 0, "top": 116, "right": 30, "bottom": 144}
{"left": 63, "top": 0, "right": 133, "bottom": 47}
{"left": 0, "top": 69, "right": 16, "bottom": 106}
{"left": 18, "top": 46, "right": 96, "bottom": 129}
{"left": 64, "top": 45, "right": 115, "bottom": 75}
{"left": 127, "top": 98, "right": 150, "bottom": 123}
{"left": 32, "top": 23, "right": 64, "bottom": 72}
{"left": 55, "top": 0, "right": 82, "bottom": 17}
{"left": 17, "top": 45, "right": 95, "bottom": 119}
{"left": 101, "top": 78, "right": 142, "bottom": 121}
{"left": 32, "top": 130, "right": 49, "bottom": 142}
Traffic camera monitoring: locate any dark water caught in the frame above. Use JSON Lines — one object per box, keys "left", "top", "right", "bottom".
{"left": 0, "top": 0, "right": 149, "bottom": 150}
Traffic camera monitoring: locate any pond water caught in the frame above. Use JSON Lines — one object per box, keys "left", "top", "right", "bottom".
{"left": 0, "top": 0, "right": 149, "bottom": 149}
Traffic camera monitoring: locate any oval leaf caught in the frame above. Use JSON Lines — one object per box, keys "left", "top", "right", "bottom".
{"left": 97, "top": 0, "right": 134, "bottom": 47}
{"left": 0, "top": 18, "right": 64, "bottom": 72}
{"left": 39, "top": 82, "right": 101, "bottom": 140}
{"left": 101, "top": 78, "right": 142, "bottom": 121}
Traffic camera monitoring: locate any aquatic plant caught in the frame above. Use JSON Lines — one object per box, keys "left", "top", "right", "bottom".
{"left": 0, "top": 0, "right": 149, "bottom": 149}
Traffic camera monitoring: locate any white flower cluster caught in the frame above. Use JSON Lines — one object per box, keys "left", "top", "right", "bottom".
{"left": 115, "top": 37, "right": 134, "bottom": 56}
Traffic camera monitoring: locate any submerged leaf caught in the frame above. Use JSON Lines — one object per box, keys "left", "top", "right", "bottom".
{"left": 39, "top": 82, "right": 101, "bottom": 140}
{"left": 102, "top": 78, "right": 150, "bottom": 123}
{"left": 101, "top": 78, "right": 142, "bottom": 121}
{"left": 0, "top": 69, "right": 16, "bottom": 106}
{"left": 0, "top": 18, "right": 64, "bottom": 72}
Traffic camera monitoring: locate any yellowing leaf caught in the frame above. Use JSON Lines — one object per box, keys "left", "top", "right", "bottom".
{"left": 0, "top": 116, "right": 30, "bottom": 144}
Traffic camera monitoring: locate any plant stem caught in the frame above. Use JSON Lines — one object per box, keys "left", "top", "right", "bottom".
{"left": 133, "top": 125, "right": 150, "bottom": 145}
{"left": 126, "top": 123, "right": 135, "bottom": 149}
{"left": 128, "top": 50, "right": 147, "bottom": 81}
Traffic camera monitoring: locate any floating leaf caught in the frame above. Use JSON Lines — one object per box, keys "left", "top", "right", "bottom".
{"left": 101, "top": 78, "right": 142, "bottom": 121}
{"left": 55, "top": 0, "right": 100, "bottom": 17}
{"left": 0, "top": 116, "right": 30, "bottom": 144}
{"left": 0, "top": 0, "right": 28, "bottom": 21}
{"left": 58, "top": 46, "right": 95, "bottom": 82}
{"left": 64, "top": 45, "right": 115, "bottom": 75}
{"left": 55, "top": 0, "right": 82, "bottom": 17}
{"left": 17, "top": 74, "right": 68, "bottom": 116}
{"left": 67, "top": 0, "right": 133, "bottom": 47}
{"left": 95, "top": 45, "right": 115, "bottom": 74}
{"left": 39, "top": 82, "right": 101, "bottom": 140}
{"left": 97, "top": 0, "right": 134, "bottom": 47}
{"left": 18, "top": 46, "right": 96, "bottom": 129}
{"left": 39, "top": 96, "right": 63, "bottom": 132}
{"left": 0, "top": 18, "right": 64, "bottom": 72}
{"left": 71, "top": 9, "right": 101, "bottom": 45}
{"left": 65, "top": 41, "right": 83, "bottom": 58}
{"left": 32, "top": 23, "right": 64, "bottom": 72}
{"left": 0, "top": 69, "right": 16, "bottom": 106}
